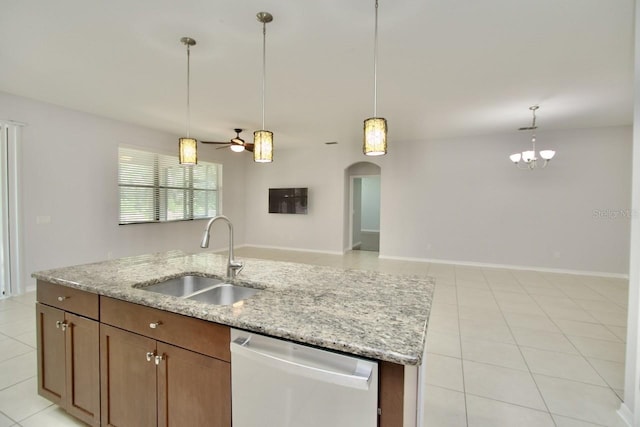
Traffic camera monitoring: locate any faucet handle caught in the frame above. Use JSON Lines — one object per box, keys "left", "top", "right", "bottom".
{"left": 229, "top": 260, "right": 244, "bottom": 278}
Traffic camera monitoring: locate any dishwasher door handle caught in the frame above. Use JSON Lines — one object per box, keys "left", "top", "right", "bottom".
{"left": 231, "top": 337, "right": 375, "bottom": 391}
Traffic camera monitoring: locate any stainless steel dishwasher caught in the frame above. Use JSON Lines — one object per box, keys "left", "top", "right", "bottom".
{"left": 230, "top": 328, "right": 379, "bottom": 427}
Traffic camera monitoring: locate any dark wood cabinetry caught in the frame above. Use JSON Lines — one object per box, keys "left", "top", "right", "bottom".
{"left": 100, "top": 324, "right": 157, "bottom": 427}
{"left": 157, "top": 342, "right": 231, "bottom": 426}
{"left": 36, "top": 283, "right": 100, "bottom": 426}
{"left": 100, "top": 297, "right": 231, "bottom": 427}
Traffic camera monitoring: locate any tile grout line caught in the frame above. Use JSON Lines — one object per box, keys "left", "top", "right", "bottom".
{"left": 482, "top": 267, "right": 559, "bottom": 427}
{"left": 509, "top": 270, "right": 626, "bottom": 423}
{"left": 534, "top": 280, "right": 626, "bottom": 403}
{"left": 453, "top": 267, "right": 470, "bottom": 427}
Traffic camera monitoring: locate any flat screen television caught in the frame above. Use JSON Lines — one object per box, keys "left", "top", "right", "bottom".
{"left": 269, "top": 188, "right": 308, "bottom": 214}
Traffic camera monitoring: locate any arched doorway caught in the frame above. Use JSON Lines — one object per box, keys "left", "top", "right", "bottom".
{"left": 345, "top": 162, "right": 381, "bottom": 252}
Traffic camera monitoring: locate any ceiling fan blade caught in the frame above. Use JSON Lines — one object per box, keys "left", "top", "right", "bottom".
{"left": 201, "top": 141, "right": 231, "bottom": 145}
{"left": 245, "top": 143, "right": 255, "bottom": 152}
{"left": 216, "top": 145, "right": 232, "bottom": 150}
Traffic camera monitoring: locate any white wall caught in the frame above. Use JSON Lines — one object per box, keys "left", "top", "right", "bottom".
{"left": 0, "top": 91, "right": 246, "bottom": 291}
{"left": 382, "top": 127, "right": 632, "bottom": 274}
{"left": 245, "top": 126, "right": 632, "bottom": 274}
{"left": 243, "top": 144, "right": 361, "bottom": 253}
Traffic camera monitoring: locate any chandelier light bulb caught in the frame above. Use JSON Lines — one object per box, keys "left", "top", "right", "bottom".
{"left": 522, "top": 150, "right": 535, "bottom": 163}
{"left": 539, "top": 150, "right": 555, "bottom": 160}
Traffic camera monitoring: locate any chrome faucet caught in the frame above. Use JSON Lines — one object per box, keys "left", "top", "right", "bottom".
{"left": 200, "top": 215, "right": 244, "bottom": 279}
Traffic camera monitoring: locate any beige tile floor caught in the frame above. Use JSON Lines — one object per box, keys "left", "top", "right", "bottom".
{"left": 0, "top": 247, "right": 630, "bottom": 426}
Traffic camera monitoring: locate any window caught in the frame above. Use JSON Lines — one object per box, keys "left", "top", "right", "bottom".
{"left": 118, "top": 147, "right": 220, "bottom": 224}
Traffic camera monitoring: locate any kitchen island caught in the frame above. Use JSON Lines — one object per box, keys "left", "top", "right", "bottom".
{"left": 32, "top": 250, "right": 435, "bottom": 427}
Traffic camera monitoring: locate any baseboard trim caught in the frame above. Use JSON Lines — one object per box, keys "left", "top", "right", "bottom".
{"left": 243, "top": 244, "right": 344, "bottom": 256}
{"left": 617, "top": 403, "right": 633, "bottom": 427}
{"left": 377, "top": 254, "right": 629, "bottom": 279}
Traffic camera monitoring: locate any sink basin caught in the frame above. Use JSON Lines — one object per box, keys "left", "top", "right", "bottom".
{"left": 139, "top": 275, "right": 260, "bottom": 305}
{"left": 142, "top": 275, "right": 224, "bottom": 297}
{"left": 187, "top": 284, "right": 260, "bottom": 305}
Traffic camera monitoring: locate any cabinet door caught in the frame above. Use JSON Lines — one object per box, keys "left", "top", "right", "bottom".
{"left": 156, "top": 342, "right": 231, "bottom": 427}
{"left": 65, "top": 313, "right": 100, "bottom": 426}
{"left": 100, "top": 324, "right": 157, "bottom": 427}
{"left": 36, "top": 303, "right": 65, "bottom": 404}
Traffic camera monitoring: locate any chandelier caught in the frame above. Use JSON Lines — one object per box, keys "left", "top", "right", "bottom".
{"left": 509, "top": 106, "right": 555, "bottom": 169}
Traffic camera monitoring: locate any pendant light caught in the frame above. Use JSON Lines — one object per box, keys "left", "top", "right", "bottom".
{"left": 363, "top": 0, "right": 387, "bottom": 156}
{"left": 254, "top": 12, "right": 274, "bottom": 163}
{"left": 179, "top": 37, "right": 197, "bottom": 165}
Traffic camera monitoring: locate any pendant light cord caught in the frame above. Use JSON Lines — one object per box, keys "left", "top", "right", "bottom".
{"left": 261, "top": 21, "right": 267, "bottom": 130}
{"left": 373, "top": 0, "right": 379, "bottom": 117}
{"left": 186, "top": 43, "right": 191, "bottom": 138}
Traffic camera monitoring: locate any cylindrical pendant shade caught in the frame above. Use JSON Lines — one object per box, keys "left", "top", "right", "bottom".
{"left": 179, "top": 137, "right": 197, "bottom": 165}
{"left": 363, "top": 117, "right": 387, "bottom": 156}
{"left": 253, "top": 130, "right": 273, "bottom": 163}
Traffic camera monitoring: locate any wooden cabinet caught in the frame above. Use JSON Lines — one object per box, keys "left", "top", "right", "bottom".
{"left": 36, "top": 281, "right": 100, "bottom": 427}
{"left": 100, "top": 324, "right": 157, "bottom": 427}
{"left": 100, "top": 297, "right": 231, "bottom": 427}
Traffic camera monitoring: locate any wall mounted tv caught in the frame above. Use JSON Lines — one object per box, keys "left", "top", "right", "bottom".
{"left": 269, "top": 188, "right": 308, "bottom": 214}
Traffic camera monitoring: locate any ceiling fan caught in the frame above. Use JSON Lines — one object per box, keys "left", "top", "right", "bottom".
{"left": 201, "top": 128, "right": 254, "bottom": 153}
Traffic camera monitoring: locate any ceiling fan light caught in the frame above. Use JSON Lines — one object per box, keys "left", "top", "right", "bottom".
{"left": 509, "top": 153, "right": 521, "bottom": 163}
{"left": 364, "top": 117, "right": 387, "bottom": 156}
{"left": 230, "top": 144, "right": 246, "bottom": 153}
{"left": 540, "top": 150, "right": 555, "bottom": 160}
{"left": 179, "top": 137, "right": 197, "bottom": 165}
{"left": 254, "top": 130, "right": 273, "bottom": 163}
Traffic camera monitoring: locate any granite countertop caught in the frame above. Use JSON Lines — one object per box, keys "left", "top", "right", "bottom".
{"left": 32, "top": 250, "right": 435, "bottom": 365}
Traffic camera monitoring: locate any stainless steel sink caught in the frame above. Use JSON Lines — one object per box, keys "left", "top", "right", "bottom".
{"left": 142, "top": 275, "right": 225, "bottom": 297}
{"left": 139, "top": 275, "right": 260, "bottom": 305}
{"left": 187, "top": 284, "right": 260, "bottom": 305}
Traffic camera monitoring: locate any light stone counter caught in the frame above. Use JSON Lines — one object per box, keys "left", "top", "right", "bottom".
{"left": 32, "top": 250, "right": 434, "bottom": 365}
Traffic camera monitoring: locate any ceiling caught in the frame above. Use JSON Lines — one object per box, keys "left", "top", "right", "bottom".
{"left": 0, "top": 0, "right": 634, "bottom": 149}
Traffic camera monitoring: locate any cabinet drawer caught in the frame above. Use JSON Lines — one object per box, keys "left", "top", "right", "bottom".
{"left": 37, "top": 281, "right": 99, "bottom": 320}
{"left": 100, "top": 297, "right": 230, "bottom": 362}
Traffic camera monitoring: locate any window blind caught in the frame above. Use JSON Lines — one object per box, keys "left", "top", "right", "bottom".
{"left": 118, "top": 147, "right": 220, "bottom": 224}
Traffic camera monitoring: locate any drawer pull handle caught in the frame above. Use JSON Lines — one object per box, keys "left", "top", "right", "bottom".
{"left": 154, "top": 354, "right": 165, "bottom": 366}
{"left": 57, "top": 296, "right": 67, "bottom": 302}
{"left": 146, "top": 351, "right": 155, "bottom": 362}
{"left": 149, "top": 321, "right": 162, "bottom": 329}
{"left": 56, "top": 320, "right": 62, "bottom": 328}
